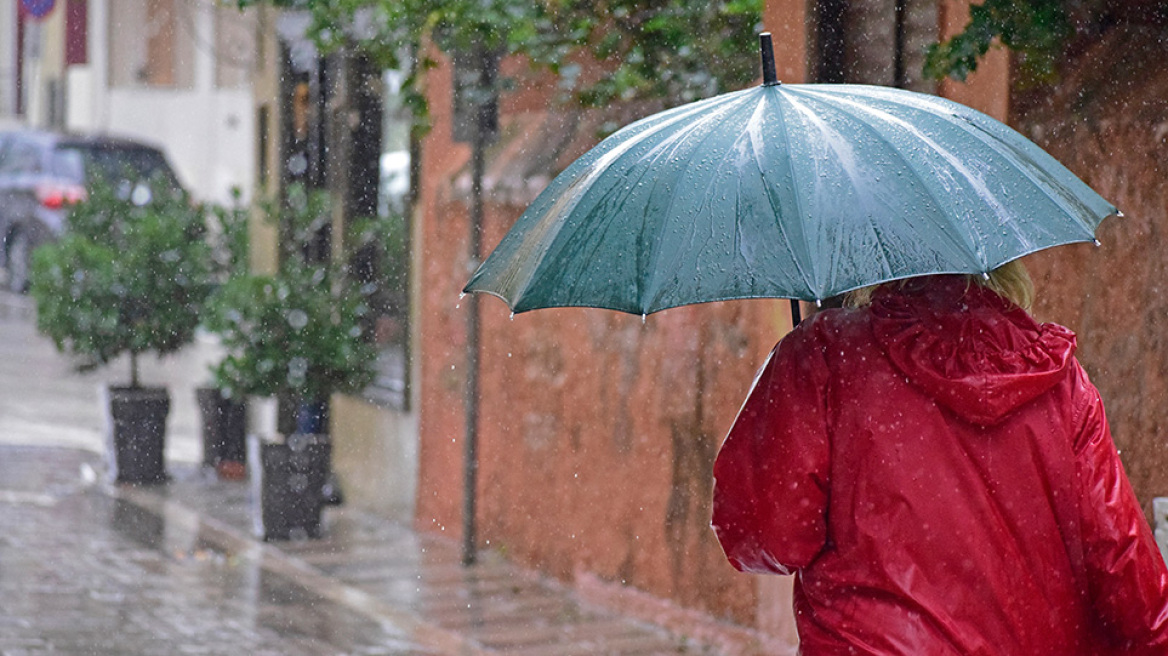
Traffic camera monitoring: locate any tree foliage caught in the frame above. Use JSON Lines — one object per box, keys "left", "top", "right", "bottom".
{"left": 924, "top": 0, "right": 1070, "bottom": 84}
{"left": 30, "top": 183, "right": 213, "bottom": 387}
{"left": 924, "top": 0, "right": 1167, "bottom": 85}
{"left": 203, "top": 186, "right": 378, "bottom": 402}
{"left": 241, "top": 0, "right": 762, "bottom": 109}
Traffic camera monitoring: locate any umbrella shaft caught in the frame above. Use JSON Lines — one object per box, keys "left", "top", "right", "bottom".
{"left": 760, "top": 33, "right": 779, "bottom": 86}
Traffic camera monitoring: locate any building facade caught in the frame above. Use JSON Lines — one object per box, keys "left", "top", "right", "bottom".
{"left": 3, "top": 0, "right": 256, "bottom": 203}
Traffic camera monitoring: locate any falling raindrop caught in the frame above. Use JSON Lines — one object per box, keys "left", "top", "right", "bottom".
{"left": 286, "top": 309, "right": 309, "bottom": 330}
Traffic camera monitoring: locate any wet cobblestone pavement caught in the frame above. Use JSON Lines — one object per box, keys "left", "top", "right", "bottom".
{"left": 0, "top": 292, "right": 732, "bottom": 655}
{"left": 0, "top": 447, "right": 443, "bottom": 655}
{"left": 0, "top": 448, "right": 711, "bottom": 655}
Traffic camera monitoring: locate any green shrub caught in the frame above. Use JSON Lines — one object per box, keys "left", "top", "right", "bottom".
{"left": 30, "top": 182, "right": 213, "bottom": 387}
{"left": 203, "top": 186, "right": 377, "bottom": 403}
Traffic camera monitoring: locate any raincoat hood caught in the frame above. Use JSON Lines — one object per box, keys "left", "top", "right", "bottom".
{"left": 870, "top": 275, "right": 1077, "bottom": 426}
{"left": 714, "top": 273, "right": 1168, "bottom": 653}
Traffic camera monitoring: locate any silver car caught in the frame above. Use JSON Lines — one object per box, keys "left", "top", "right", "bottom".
{"left": 0, "top": 131, "right": 185, "bottom": 292}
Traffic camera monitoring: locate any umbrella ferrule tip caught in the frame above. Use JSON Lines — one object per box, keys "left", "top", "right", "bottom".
{"left": 1094, "top": 239, "right": 1102, "bottom": 247}
{"left": 982, "top": 272, "right": 991, "bottom": 280}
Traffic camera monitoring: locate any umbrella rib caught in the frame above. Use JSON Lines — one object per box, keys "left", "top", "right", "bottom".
{"left": 506, "top": 93, "right": 750, "bottom": 310}
{"left": 639, "top": 92, "right": 760, "bottom": 311}
{"left": 788, "top": 93, "right": 914, "bottom": 290}
{"left": 798, "top": 89, "right": 992, "bottom": 270}
{"left": 938, "top": 113, "right": 1109, "bottom": 239}
{"left": 755, "top": 90, "right": 817, "bottom": 298}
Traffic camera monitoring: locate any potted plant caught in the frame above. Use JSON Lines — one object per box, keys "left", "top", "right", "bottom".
{"left": 203, "top": 185, "right": 377, "bottom": 538}
{"left": 197, "top": 190, "right": 250, "bottom": 479}
{"left": 30, "top": 181, "right": 213, "bottom": 485}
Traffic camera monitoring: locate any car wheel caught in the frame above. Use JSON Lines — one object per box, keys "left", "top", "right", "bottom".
{"left": 6, "top": 230, "right": 31, "bottom": 293}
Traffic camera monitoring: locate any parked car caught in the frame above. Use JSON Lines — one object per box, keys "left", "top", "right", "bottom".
{"left": 0, "top": 130, "right": 186, "bottom": 292}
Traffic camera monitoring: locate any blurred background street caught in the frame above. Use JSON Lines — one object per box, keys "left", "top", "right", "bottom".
{"left": 0, "top": 289, "right": 218, "bottom": 463}
{"left": 0, "top": 289, "right": 730, "bottom": 654}
{"left": 2, "top": 0, "right": 1166, "bottom": 652}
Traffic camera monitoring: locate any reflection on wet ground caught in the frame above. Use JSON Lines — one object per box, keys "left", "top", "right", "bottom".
{"left": 0, "top": 446, "right": 702, "bottom": 655}
{"left": 0, "top": 292, "right": 713, "bottom": 655}
{"left": 0, "top": 447, "right": 435, "bottom": 655}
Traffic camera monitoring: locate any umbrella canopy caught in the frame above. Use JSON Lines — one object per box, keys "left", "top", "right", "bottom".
{"left": 464, "top": 54, "right": 1115, "bottom": 316}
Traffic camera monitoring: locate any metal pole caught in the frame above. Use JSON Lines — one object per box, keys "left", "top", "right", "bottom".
{"left": 462, "top": 71, "right": 487, "bottom": 568}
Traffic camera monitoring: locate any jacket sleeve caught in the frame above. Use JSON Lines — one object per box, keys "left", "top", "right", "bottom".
{"left": 1073, "top": 367, "right": 1168, "bottom": 652}
{"left": 711, "top": 323, "right": 832, "bottom": 575}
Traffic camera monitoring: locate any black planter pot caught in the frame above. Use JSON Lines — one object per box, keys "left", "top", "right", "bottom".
{"left": 250, "top": 433, "right": 331, "bottom": 541}
{"left": 295, "top": 401, "right": 328, "bottom": 435}
{"left": 106, "top": 386, "right": 169, "bottom": 485}
{"left": 196, "top": 388, "right": 247, "bottom": 469}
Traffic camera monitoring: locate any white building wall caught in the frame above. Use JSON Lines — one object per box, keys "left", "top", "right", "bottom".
{"left": 0, "top": 0, "right": 17, "bottom": 120}
{"left": 79, "top": 0, "right": 255, "bottom": 205}
{"left": 104, "top": 87, "right": 253, "bottom": 204}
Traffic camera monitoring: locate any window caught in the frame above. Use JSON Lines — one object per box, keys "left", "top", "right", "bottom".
{"left": 108, "top": 0, "right": 195, "bottom": 89}
{"left": 214, "top": 4, "right": 256, "bottom": 89}
{"left": 354, "top": 68, "right": 412, "bottom": 410}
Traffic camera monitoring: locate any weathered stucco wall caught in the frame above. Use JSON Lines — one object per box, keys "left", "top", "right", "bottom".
{"left": 1015, "top": 23, "right": 1168, "bottom": 517}
{"left": 412, "top": 3, "right": 1168, "bottom": 646}
{"left": 413, "top": 51, "right": 795, "bottom": 634}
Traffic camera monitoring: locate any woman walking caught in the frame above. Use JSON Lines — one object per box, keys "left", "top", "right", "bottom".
{"left": 712, "top": 264, "right": 1168, "bottom": 654}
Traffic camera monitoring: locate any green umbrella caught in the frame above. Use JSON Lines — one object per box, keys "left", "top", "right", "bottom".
{"left": 464, "top": 34, "right": 1116, "bottom": 319}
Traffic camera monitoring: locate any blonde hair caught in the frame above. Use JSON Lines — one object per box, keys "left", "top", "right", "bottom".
{"left": 844, "top": 260, "right": 1034, "bottom": 310}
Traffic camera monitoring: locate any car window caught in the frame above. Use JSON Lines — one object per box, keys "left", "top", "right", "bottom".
{"left": 57, "top": 144, "right": 183, "bottom": 190}
{"left": 50, "top": 149, "right": 85, "bottom": 183}
{"left": 0, "top": 141, "right": 44, "bottom": 175}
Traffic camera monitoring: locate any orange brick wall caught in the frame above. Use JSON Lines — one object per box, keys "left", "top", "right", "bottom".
{"left": 412, "top": 1, "right": 1168, "bottom": 641}
{"left": 413, "top": 50, "right": 792, "bottom": 626}
{"left": 1013, "top": 23, "right": 1168, "bottom": 518}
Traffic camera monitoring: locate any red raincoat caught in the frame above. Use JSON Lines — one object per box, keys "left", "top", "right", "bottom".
{"left": 712, "top": 276, "right": 1168, "bottom": 654}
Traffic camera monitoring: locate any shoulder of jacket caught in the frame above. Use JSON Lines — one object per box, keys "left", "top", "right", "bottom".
{"left": 1065, "top": 361, "right": 1107, "bottom": 453}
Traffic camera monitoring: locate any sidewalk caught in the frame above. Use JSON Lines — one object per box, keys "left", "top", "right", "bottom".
{"left": 0, "top": 292, "right": 738, "bottom": 655}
